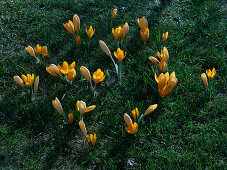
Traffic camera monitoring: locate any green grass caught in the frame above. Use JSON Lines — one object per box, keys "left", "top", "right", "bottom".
{"left": 1, "top": 0, "right": 226, "bottom": 168}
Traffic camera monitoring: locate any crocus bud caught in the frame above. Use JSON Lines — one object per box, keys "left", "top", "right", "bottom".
{"left": 76, "top": 35, "right": 81, "bottom": 46}
{"left": 42, "top": 46, "right": 48, "bottom": 57}
{"left": 63, "top": 20, "right": 75, "bottom": 35}
{"left": 162, "top": 32, "right": 168, "bottom": 43}
{"left": 68, "top": 113, "right": 73, "bottom": 124}
{"left": 25, "top": 45, "right": 35, "bottom": 57}
{"left": 137, "top": 17, "right": 148, "bottom": 29}
{"left": 99, "top": 40, "right": 111, "bottom": 57}
{"left": 46, "top": 64, "right": 61, "bottom": 77}
{"left": 14, "top": 76, "right": 25, "bottom": 88}
{"left": 34, "top": 44, "right": 42, "bottom": 55}
{"left": 80, "top": 66, "right": 91, "bottom": 82}
{"left": 201, "top": 73, "right": 208, "bottom": 87}
{"left": 111, "top": 8, "right": 117, "bottom": 20}
{"left": 124, "top": 113, "right": 132, "bottom": 127}
{"left": 34, "top": 76, "right": 39, "bottom": 93}
{"left": 144, "top": 104, "right": 158, "bottom": 116}
{"left": 78, "top": 101, "right": 86, "bottom": 115}
{"left": 132, "top": 108, "right": 139, "bottom": 120}
{"left": 140, "top": 28, "right": 149, "bottom": 42}
{"left": 52, "top": 97, "right": 64, "bottom": 115}
{"left": 86, "top": 26, "right": 95, "bottom": 39}
{"left": 149, "top": 57, "right": 159, "bottom": 66}
{"left": 79, "top": 120, "right": 87, "bottom": 137}
{"left": 122, "top": 22, "right": 129, "bottom": 40}
{"left": 73, "top": 14, "right": 80, "bottom": 33}
{"left": 159, "top": 61, "right": 167, "bottom": 72}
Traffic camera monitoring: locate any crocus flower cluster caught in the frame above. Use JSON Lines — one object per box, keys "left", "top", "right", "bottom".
{"left": 138, "top": 17, "right": 149, "bottom": 43}
{"left": 201, "top": 68, "right": 216, "bottom": 87}
{"left": 112, "top": 22, "right": 129, "bottom": 41}
{"left": 26, "top": 45, "right": 48, "bottom": 64}
{"left": 79, "top": 120, "right": 97, "bottom": 146}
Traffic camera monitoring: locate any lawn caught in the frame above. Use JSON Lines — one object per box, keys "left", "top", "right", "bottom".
{"left": 0, "top": 0, "right": 226, "bottom": 168}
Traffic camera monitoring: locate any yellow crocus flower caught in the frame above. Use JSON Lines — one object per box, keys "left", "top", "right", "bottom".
{"left": 137, "top": 17, "right": 148, "bottom": 29}
{"left": 140, "top": 28, "right": 149, "bottom": 42}
{"left": 42, "top": 46, "right": 48, "bottom": 57}
{"left": 124, "top": 113, "right": 138, "bottom": 134}
{"left": 79, "top": 120, "right": 88, "bottom": 137}
{"left": 46, "top": 64, "right": 61, "bottom": 77}
{"left": 76, "top": 35, "right": 81, "bottom": 46}
{"left": 52, "top": 97, "right": 64, "bottom": 115}
{"left": 87, "top": 134, "right": 97, "bottom": 146}
{"left": 132, "top": 108, "right": 139, "bottom": 120}
{"left": 144, "top": 104, "right": 158, "bottom": 116}
{"left": 34, "top": 76, "right": 39, "bottom": 93}
{"left": 93, "top": 69, "right": 105, "bottom": 84}
{"left": 111, "top": 8, "right": 117, "bottom": 20}
{"left": 80, "top": 66, "right": 91, "bottom": 82}
{"left": 201, "top": 73, "right": 208, "bottom": 87}
{"left": 155, "top": 72, "right": 178, "bottom": 97}
{"left": 34, "top": 44, "right": 42, "bottom": 55}
{"left": 114, "top": 48, "right": 127, "bottom": 62}
{"left": 65, "top": 69, "right": 76, "bottom": 82}
{"left": 99, "top": 40, "right": 111, "bottom": 57}
{"left": 14, "top": 76, "right": 25, "bottom": 88}
{"left": 73, "top": 14, "right": 80, "bottom": 33}
{"left": 206, "top": 68, "right": 216, "bottom": 80}
{"left": 112, "top": 26, "right": 122, "bottom": 41}
{"left": 58, "top": 61, "right": 76, "bottom": 74}
{"left": 76, "top": 100, "right": 96, "bottom": 115}
{"left": 25, "top": 45, "right": 35, "bottom": 57}
{"left": 162, "top": 32, "right": 168, "bottom": 43}
{"left": 122, "top": 22, "right": 129, "bottom": 40}
{"left": 63, "top": 20, "right": 75, "bottom": 35}
{"left": 21, "top": 74, "right": 35, "bottom": 86}
{"left": 68, "top": 113, "right": 73, "bottom": 124}
{"left": 86, "top": 26, "right": 95, "bottom": 39}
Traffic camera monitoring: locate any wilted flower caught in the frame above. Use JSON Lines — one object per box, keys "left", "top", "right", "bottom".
{"left": 58, "top": 61, "right": 76, "bottom": 74}
{"left": 63, "top": 20, "right": 75, "bottom": 35}
{"left": 68, "top": 113, "right": 74, "bottom": 124}
{"left": 122, "top": 22, "right": 129, "bottom": 40}
{"left": 34, "top": 76, "right": 39, "bottom": 92}
{"left": 132, "top": 108, "right": 139, "bottom": 120}
{"left": 73, "top": 14, "right": 80, "bottom": 33}
{"left": 112, "top": 26, "right": 122, "bottom": 41}
{"left": 86, "top": 26, "right": 95, "bottom": 39}
{"left": 201, "top": 73, "right": 208, "bottom": 87}
{"left": 111, "top": 8, "right": 117, "bottom": 20}
{"left": 114, "top": 48, "right": 127, "bottom": 62}
{"left": 162, "top": 32, "right": 168, "bottom": 43}
{"left": 144, "top": 104, "right": 158, "bottom": 116}
{"left": 52, "top": 97, "right": 64, "bottom": 115}
{"left": 21, "top": 74, "right": 35, "bottom": 86}
{"left": 140, "top": 28, "right": 149, "bottom": 42}
{"left": 65, "top": 69, "right": 76, "bottom": 82}
{"left": 76, "top": 35, "right": 81, "bottom": 46}
{"left": 76, "top": 100, "right": 96, "bottom": 115}
{"left": 80, "top": 66, "right": 91, "bottom": 82}
{"left": 99, "top": 40, "right": 111, "bottom": 57}
{"left": 79, "top": 120, "right": 88, "bottom": 137}
{"left": 206, "top": 68, "right": 216, "bottom": 80}
{"left": 93, "top": 69, "right": 105, "bottom": 84}
{"left": 155, "top": 72, "right": 178, "bottom": 97}
{"left": 25, "top": 46, "right": 35, "bottom": 57}
{"left": 87, "top": 134, "right": 97, "bottom": 146}
{"left": 137, "top": 17, "right": 148, "bottom": 29}
{"left": 46, "top": 64, "right": 61, "bottom": 77}
{"left": 124, "top": 113, "right": 138, "bottom": 134}
{"left": 14, "top": 76, "right": 25, "bottom": 88}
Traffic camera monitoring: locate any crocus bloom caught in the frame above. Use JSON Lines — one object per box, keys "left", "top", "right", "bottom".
{"left": 58, "top": 61, "right": 76, "bottom": 74}
{"left": 112, "top": 26, "right": 122, "bottom": 41}
{"left": 46, "top": 64, "right": 61, "bottom": 77}
{"left": 34, "top": 76, "right": 39, "bottom": 92}
{"left": 14, "top": 76, "right": 25, "bottom": 88}
{"left": 63, "top": 20, "right": 75, "bottom": 35}
{"left": 162, "top": 32, "right": 168, "bottom": 43}
{"left": 76, "top": 35, "right": 81, "bottom": 46}
{"left": 201, "top": 73, "right": 208, "bottom": 87}
{"left": 132, "top": 108, "right": 139, "bottom": 120}
{"left": 122, "top": 22, "right": 129, "bottom": 40}
{"left": 111, "top": 8, "right": 117, "bottom": 20}
{"left": 157, "top": 47, "right": 169, "bottom": 61}
{"left": 34, "top": 44, "right": 42, "bottom": 55}
{"left": 144, "top": 104, "right": 158, "bottom": 116}
{"left": 68, "top": 113, "right": 73, "bottom": 124}
{"left": 86, "top": 26, "right": 95, "bottom": 39}
{"left": 206, "top": 68, "right": 216, "bottom": 80}
{"left": 93, "top": 69, "right": 105, "bottom": 84}
{"left": 137, "top": 17, "right": 148, "bottom": 29}
{"left": 76, "top": 100, "right": 96, "bottom": 115}
{"left": 25, "top": 46, "right": 35, "bottom": 57}
{"left": 73, "top": 14, "right": 80, "bottom": 33}
{"left": 52, "top": 97, "right": 64, "bottom": 115}
{"left": 42, "top": 46, "right": 48, "bottom": 57}
{"left": 65, "top": 69, "right": 76, "bottom": 82}
{"left": 155, "top": 72, "right": 178, "bottom": 97}
{"left": 87, "top": 134, "right": 97, "bottom": 146}
{"left": 21, "top": 74, "right": 34, "bottom": 86}
{"left": 140, "top": 28, "right": 149, "bottom": 42}
{"left": 124, "top": 113, "right": 138, "bottom": 134}
{"left": 79, "top": 120, "right": 88, "bottom": 137}
{"left": 99, "top": 40, "right": 111, "bottom": 57}
{"left": 149, "top": 57, "right": 159, "bottom": 66}
{"left": 114, "top": 48, "right": 127, "bottom": 62}
{"left": 80, "top": 66, "right": 91, "bottom": 82}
